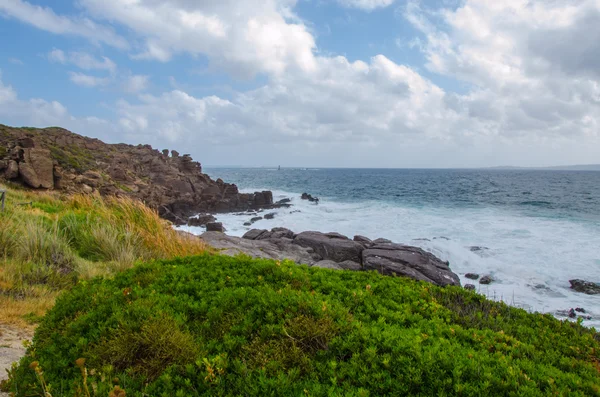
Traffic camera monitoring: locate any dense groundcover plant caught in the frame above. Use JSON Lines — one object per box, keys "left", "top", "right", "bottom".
{"left": 6, "top": 254, "right": 600, "bottom": 396}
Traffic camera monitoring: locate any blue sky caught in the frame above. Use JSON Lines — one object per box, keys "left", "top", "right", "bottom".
{"left": 0, "top": 0, "right": 598, "bottom": 167}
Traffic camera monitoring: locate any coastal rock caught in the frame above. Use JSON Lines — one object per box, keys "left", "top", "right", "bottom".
{"left": 465, "top": 273, "right": 480, "bottom": 280}
{"left": 187, "top": 214, "right": 216, "bottom": 227}
{"left": 569, "top": 279, "right": 600, "bottom": 295}
{"left": 353, "top": 235, "right": 373, "bottom": 247}
{"left": 206, "top": 222, "right": 225, "bottom": 233}
{"left": 5, "top": 160, "right": 18, "bottom": 179}
{"left": 243, "top": 229, "right": 271, "bottom": 240}
{"left": 293, "top": 231, "right": 363, "bottom": 263}
{"left": 479, "top": 275, "right": 493, "bottom": 285}
{"left": 464, "top": 284, "right": 476, "bottom": 291}
{"left": 372, "top": 238, "right": 392, "bottom": 244}
{"left": 0, "top": 125, "right": 282, "bottom": 224}
{"left": 337, "top": 260, "right": 362, "bottom": 271}
{"left": 277, "top": 198, "right": 291, "bottom": 204}
{"left": 270, "top": 227, "right": 295, "bottom": 240}
{"left": 25, "top": 148, "right": 54, "bottom": 189}
{"left": 362, "top": 243, "right": 461, "bottom": 287}
{"left": 264, "top": 213, "right": 276, "bottom": 220}
{"left": 18, "top": 162, "right": 40, "bottom": 188}
{"left": 250, "top": 216, "right": 263, "bottom": 224}
{"left": 201, "top": 231, "right": 317, "bottom": 265}
{"left": 301, "top": 192, "right": 319, "bottom": 203}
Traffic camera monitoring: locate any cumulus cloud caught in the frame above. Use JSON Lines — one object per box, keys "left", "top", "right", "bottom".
{"left": 78, "top": 0, "right": 316, "bottom": 77}
{"left": 68, "top": 72, "right": 110, "bottom": 87}
{"left": 403, "top": 0, "right": 600, "bottom": 141}
{"left": 0, "top": 0, "right": 128, "bottom": 49}
{"left": 123, "top": 75, "right": 149, "bottom": 93}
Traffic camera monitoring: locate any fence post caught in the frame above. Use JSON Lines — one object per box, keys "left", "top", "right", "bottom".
{"left": 0, "top": 189, "right": 5, "bottom": 212}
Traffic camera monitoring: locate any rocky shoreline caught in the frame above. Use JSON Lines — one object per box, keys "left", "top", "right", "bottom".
{"left": 199, "top": 227, "right": 462, "bottom": 287}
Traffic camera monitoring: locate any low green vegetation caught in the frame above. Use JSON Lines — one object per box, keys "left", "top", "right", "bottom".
{"left": 5, "top": 255, "right": 600, "bottom": 396}
{"left": 0, "top": 184, "right": 208, "bottom": 327}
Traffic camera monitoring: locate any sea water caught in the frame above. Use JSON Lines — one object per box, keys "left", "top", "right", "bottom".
{"left": 180, "top": 168, "right": 600, "bottom": 328}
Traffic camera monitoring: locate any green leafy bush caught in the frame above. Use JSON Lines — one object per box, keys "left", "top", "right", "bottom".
{"left": 6, "top": 255, "right": 600, "bottom": 396}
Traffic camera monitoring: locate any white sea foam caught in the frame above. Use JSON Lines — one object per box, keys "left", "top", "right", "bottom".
{"left": 178, "top": 188, "right": 600, "bottom": 328}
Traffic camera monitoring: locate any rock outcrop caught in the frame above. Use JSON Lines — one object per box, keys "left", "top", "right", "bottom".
{"left": 569, "top": 279, "right": 600, "bottom": 295}
{"left": 213, "top": 228, "right": 461, "bottom": 287}
{"left": 0, "top": 124, "right": 280, "bottom": 224}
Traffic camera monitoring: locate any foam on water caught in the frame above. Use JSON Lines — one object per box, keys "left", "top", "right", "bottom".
{"left": 179, "top": 187, "right": 600, "bottom": 328}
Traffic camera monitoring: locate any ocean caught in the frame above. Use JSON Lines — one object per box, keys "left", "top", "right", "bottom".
{"left": 181, "top": 168, "right": 600, "bottom": 327}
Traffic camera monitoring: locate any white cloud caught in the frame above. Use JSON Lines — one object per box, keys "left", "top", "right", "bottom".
{"left": 337, "top": 0, "right": 395, "bottom": 11}
{"left": 78, "top": 0, "right": 316, "bottom": 77}
{"left": 0, "top": 0, "right": 128, "bottom": 49}
{"left": 8, "top": 57, "right": 24, "bottom": 65}
{"left": 123, "top": 75, "right": 149, "bottom": 93}
{"left": 69, "top": 72, "right": 110, "bottom": 87}
{"left": 48, "top": 49, "right": 116, "bottom": 74}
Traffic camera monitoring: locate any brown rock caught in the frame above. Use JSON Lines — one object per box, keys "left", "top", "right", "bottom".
{"left": 5, "top": 160, "right": 19, "bottom": 179}
{"left": 18, "top": 162, "right": 40, "bottom": 188}
{"left": 26, "top": 148, "right": 54, "bottom": 189}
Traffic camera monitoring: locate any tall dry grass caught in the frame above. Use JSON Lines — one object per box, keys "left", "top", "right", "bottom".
{"left": 0, "top": 183, "right": 208, "bottom": 327}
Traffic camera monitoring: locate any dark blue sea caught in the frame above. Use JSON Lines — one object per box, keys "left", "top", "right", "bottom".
{"left": 187, "top": 168, "right": 600, "bottom": 326}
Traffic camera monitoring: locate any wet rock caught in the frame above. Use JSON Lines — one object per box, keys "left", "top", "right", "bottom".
{"left": 464, "top": 284, "right": 476, "bottom": 291}
{"left": 575, "top": 307, "right": 586, "bottom": 313}
{"left": 469, "top": 246, "right": 489, "bottom": 252}
{"left": 434, "top": 236, "right": 450, "bottom": 241}
{"left": 465, "top": 273, "right": 480, "bottom": 280}
{"left": 264, "top": 213, "right": 276, "bottom": 220}
{"left": 250, "top": 216, "right": 263, "bottom": 224}
{"left": 362, "top": 243, "right": 461, "bottom": 287}
{"left": 243, "top": 222, "right": 252, "bottom": 226}
{"left": 479, "top": 275, "right": 493, "bottom": 285}
{"left": 569, "top": 279, "right": 600, "bottom": 295}
{"left": 293, "top": 231, "right": 363, "bottom": 263}
{"left": 301, "top": 192, "right": 319, "bottom": 203}
{"left": 277, "top": 198, "right": 291, "bottom": 204}
{"left": 412, "top": 238, "right": 431, "bottom": 242}
{"left": 206, "top": 222, "right": 225, "bottom": 233}
{"left": 187, "top": 214, "right": 216, "bottom": 227}
{"left": 568, "top": 308, "right": 577, "bottom": 318}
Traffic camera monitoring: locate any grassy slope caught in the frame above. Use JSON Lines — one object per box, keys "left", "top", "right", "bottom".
{"left": 5, "top": 255, "right": 600, "bottom": 396}
{"left": 0, "top": 183, "right": 208, "bottom": 328}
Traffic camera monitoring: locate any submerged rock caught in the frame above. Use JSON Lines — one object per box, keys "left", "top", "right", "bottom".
{"left": 479, "top": 275, "right": 493, "bottom": 285}
{"left": 465, "top": 273, "right": 480, "bottom": 280}
{"left": 569, "top": 279, "right": 600, "bottom": 295}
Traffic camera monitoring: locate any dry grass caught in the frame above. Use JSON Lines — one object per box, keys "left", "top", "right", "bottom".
{"left": 0, "top": 183, "right": 209, "bottom": 326}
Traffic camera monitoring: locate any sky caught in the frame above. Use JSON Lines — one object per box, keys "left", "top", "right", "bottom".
{"left": 0, "top": 0, "right": 599, "bottom": 168}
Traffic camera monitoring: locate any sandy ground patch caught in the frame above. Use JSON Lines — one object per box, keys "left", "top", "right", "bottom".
{"left": 0, "top": 325, "right": 32, "bottom": 397}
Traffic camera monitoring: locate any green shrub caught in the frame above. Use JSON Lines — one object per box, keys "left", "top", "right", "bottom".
{"left": 6, "top": 255, "right": 600, "bottom": 396}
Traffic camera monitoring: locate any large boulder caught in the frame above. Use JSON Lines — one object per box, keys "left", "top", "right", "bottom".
{"left": 293, "top": 231, "right": 364, "bottom": 263}
{"left": 26, "top": 148, "right": 54, "bottom": 189}
{"left": 5, "top": 160, "right": 19, "bottom": 179}
{"left": 569, "top": 279, "right": 600, "bottom": 295}
{"left": 18, "top": 162, "right": 40, "bottom": 188}
{"left": 362, "top": 243, "right": 460, "bottom": 287}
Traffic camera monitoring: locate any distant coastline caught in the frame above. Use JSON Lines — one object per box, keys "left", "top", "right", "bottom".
{"left": 483, "top": 164, "right": 600, "bottom": 171}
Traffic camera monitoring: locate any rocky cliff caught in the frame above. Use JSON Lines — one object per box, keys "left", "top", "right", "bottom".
{"left": 0, "top": 124, "right": 275, "bottom": 224}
